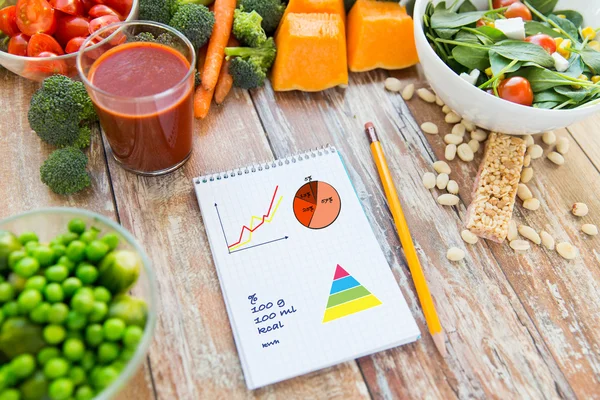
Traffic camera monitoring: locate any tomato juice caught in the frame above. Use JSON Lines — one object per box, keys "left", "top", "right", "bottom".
{"left": 87, "top": 41, "right": 194, "bottom": 174}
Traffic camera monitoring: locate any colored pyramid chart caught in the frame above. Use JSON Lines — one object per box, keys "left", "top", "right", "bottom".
{"left": 322, "top": 265, "right": 382, "bottom": 323}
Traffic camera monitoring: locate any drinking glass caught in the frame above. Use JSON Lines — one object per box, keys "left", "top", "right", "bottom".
{"left": 77, "top": 21, "right": 196, "bottom": 176}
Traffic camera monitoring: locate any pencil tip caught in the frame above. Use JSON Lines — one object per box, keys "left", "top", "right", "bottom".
{"left": 432, "top": 332, "right": 447, "bottom": 358}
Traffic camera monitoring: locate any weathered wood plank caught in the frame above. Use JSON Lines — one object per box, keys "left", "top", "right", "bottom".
{"left": 103, "top": 87, "right": 370, "bottom": 398}
{"left": 0, "top": 69, "right": 155, "bottom": 400}
{"left": 251, "top": 68, "right": 578, "bottom": 399}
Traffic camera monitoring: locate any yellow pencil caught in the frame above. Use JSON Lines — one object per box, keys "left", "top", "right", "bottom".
{"left": 365, "top": 122, "right": 447, "bottom": 357}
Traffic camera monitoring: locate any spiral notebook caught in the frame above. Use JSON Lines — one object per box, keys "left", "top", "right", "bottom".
{"left": 193, "top": 147, "right": 420, "bottom": 389}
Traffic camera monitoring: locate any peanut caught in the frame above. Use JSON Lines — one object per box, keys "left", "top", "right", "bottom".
{"left": 524, "top": 135, "right": 534, "bottom": 147}
{"left": 518, "top": 225, "right": 541, "bottom": 244}
{"left": 572, "top": 202, "right": 589, "bottom": 217}
{"left": 433, "top": 161, "right": 451, "bottom": 174}
{"left": 523, "top": 198, "right": 541, "bottom": 211}
{"left": 556, "top": 242, "right": 578, "bottom": 259}
{"left": 510, "top": 240, "right": 531, "bottom": 252}
{"left": 442, "top": 105, "right": 451, "bottom": 114}
{"left": 436, "top": 173, "right": 449, "bottom": 190}
{"left": 540, "top": 231, "right": 555, "bottom": 250}
{"left": 582, "top": 224, "right": 598, "bottom": 236}
{"left": 447, "top": 247, "right": 466, "bottom": 261}
{"left": 436, "top": 95, "right": 445, "bottom": 106}
{"left": 452, "top": 123, "right": 466, "bottom": 137}
{"left": 437, "top": 193, "right": 460, "bottom": 206}
{"left": 556, "top": 137, "right": 570, "bottom": 154}
{"left": 444, "top": 134, "right": 463, "bottom": 145}
{"left": 527, "top": 144, "right": 543, "bottom": 160}
{"left": 523, "top": 154, "right": 531, "bottom": 167}
{"left": 517, "top": 184, "right": 533, "bottom": 201}
{"left": 422, "top": 172, "right": 436, "bottom": 189}
{"left": 521, "top": 167, "right": 533, "bottom": 183}
{"left": 417, "top": 88, "right": 436, "bottom": 103}
{"left": 461, "top": 230, "right": 478, "bottom": 244}
{"left": 471, "top": 129, "right": 488, "bottom": 142}
{"left": 547, "top": 152, "right": 565, "bottom": 165}
{"left": 447, "top": 180, "right": 459, "bottom": 194}
{"left": 401, "top": 83, "right": 415, "bottom": 100}
{"left": 508, "top": 220, "right": 518, "bottom": 241}
{"left": 468, "top": 139, "right": 480, "bottom": 153}
{"left": 457, "top": 143, "right": 474, "bottom": 162}
{"left": 421, "top": 122, "right": 439, "bottom": 135}
{"left": 384, "top": 77, "right": 402, "bottom": 92}
{"left": 445, "top": 144, "right": 457, "bottom": 161}
{"left": 542, "top": 131, "right": 556, "bottom": 145}
{"left": 445, "top": 112, "right": 462, "bottom": 124}
{"left": 461, "top": 118, "right": 476, "bottom": 132}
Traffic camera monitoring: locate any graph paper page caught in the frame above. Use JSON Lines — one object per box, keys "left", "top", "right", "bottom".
{"left": 194, "top": 149, "right": 420, "bottom": 389}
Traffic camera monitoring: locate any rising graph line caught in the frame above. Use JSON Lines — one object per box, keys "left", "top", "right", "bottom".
{"left": 227, "top": 186, "right": 283, "bottom": 250}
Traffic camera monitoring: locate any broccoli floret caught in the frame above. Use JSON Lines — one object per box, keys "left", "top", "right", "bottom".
{"left": 238, "top": 0, "right": 285, "bottom": 34}
{"left": 130, "top": 32, "right": 157, "bottom": 42}
{"left": 225, "top": 37, "right": 276, "bottom": 89}
{"left": 232, "top": 9, "right": 267, "bottom": 47}
{"left": 139, "top": 0, "right": 171, "bottom": 24}
{"left": 195, "top": 70, "right": 202, "bottom": 88}
{"left": 28, "top": 75, "right": 97, "bottom": 149}
{"left": 169, "top": 0, "right": 213, "bottom": 16}
{"left": 169, "top": 4, "right": 215, "bottom": 49}
{"left": 40, "top": 147, "right": 91, "bottom": 195}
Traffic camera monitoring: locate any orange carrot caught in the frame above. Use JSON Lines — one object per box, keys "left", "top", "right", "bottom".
{"left": 194, "top": 0, "right": 237, "bottom": 118}
{"left": 196, "top": 44, "right": 208, "bottom": 72}
{"left": 214, "top": 37, "right": 238, "bottom": 105}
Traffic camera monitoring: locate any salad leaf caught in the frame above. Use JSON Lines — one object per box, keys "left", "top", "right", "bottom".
{"left": 435, "top": 28, "right": 461, "bottom": 40}
{"left": 476, "top": 26, "right": 507, "bottom": 42}
{"left": 533, "top": 102, "right": 560, "bottom": 109}
{"left": 526, "top": 0, "right": 559, "bottom": 15}
{"left": 459, "top": 0, "right": 477, "bottom": 13}
{"left": 490, "top": 51, "right": 522, "bottom": 75}
{"left": 453, "top": 44, "right": 490, "bottom": 70}
{"left": 492, "top": 40, "right": 555, "bottom": 68}
{"left": 554, "top": 86, "right": 590, "bottom": 102}
{"left": 534, "top": 89, "right": 569, "bottom": 103}
{"left": 553, "top": 10, "right": 584, "bottom": 28}
{"left": 431, "top": 10, "right": 485, "bottom": 29}
{"left": 516, "top": 67, "right": 576, "bottom": 92}
{"left": 524, "top": 21, "right": 562, "bottom": 38}
{"left": 580, "top": 48, "right": 600, "bottom": 75}
{"left": 563, "top": 54, "right": 584, "bottom": 78}
{"left": 548, "top": 14, "right": 578, "bottom": 42}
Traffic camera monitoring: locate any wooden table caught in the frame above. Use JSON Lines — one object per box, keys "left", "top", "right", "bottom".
{"left": 2, "top": 64, "right": 600, "bottom": 399}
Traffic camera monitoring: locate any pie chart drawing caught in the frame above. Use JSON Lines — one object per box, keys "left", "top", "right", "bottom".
{"left": 293, "top": 181, "right": 341, "bottom": 229}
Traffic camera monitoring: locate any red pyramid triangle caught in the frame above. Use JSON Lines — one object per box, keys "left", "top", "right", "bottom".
{"left": 333, "top": 264, "right": 349, "bottom": 280}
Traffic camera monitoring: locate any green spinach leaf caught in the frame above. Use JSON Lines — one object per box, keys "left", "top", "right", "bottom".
{"left": 453, "top": 45, "right": 490, "bottom": 70}
{"left": 431, "top": 10, "right": 485, "bottom": 29}
{"left": 555, "top": 85, "right": 590, "bottom": 102}
{"left": 524, "top": 21, "right": 562, "bottom": 38}
{"left": 476, "top": 26, "right": 506, "bottom": 42}
{"left": 489, "top": 51, "right": 522, "bottom": 75}
{"left": 516, "top": 67, "right": 575, "bottom": 91}
{"left": 459, "top": 0, "right": 477, "bottom": 13}
{"left": 534, "top": 101, "right": 560, "bottom": 109}
{"left": 548, "top": 14, "right": 578, "bottom": 41}
{"left": 435, "top": 28, "right": 460, "bottom": 39}
{"left": 553, "top": 10, "right": 584, "bottom": 28}
{"left": 527, "top": 0, "right": 559, "bottom": 15}
{"left": 492, "top": 40, "right": 555, "bottom": 68}
{"left": 580, "top": 48, "right": 600, "bottom": 74}
{"left": 534, "top": 89, "right": 569, "bottom": 103}
{"left": 563, "top": 54, "right": 584, "bottom": 78}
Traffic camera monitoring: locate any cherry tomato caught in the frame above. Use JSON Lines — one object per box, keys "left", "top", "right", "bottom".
{"left": 505, "top": 2, "right": 532, "bottom": 20}
{"left": 24, "top": 51, "right": 68, "bottom": 79}
{"left": 525, "top": 34, "right": 556, "bottom": 54}
{"left": 8, "top": 33, "right": 29, "bottom": 55}
{"left": 498, "top": 77, "right": 533, "bottom": 106}
{"left": 88, "top": 14, "right": 118, "bottom": 34}
{"left": 64, "top": 35, "right": 85, "bottom": 53}
{"left": 81, "top": 0, "right": 94, "bottom": 13}
{"left": 27, "top": 32, "right": 64, "bottom": 56}
{"left": 476, "top": 19, "right": 495, "bottom": 28}
{"left": 15, "top": 0, "right": 56, "bottom": 36}
{"left": 492, "top": 0, "right": 519, "bottom": 8}
{"left": 54, "top": 15, "right": 88, "bottom": 46}
{"left": 50, "top": 0, "right": 84, "bottom": 16}
{"left": 95, "top": 0, "right": 131, "bottom": 17}
{"left": 0, "top": 6, "right": 20, "bottom": 37}
{"left": 88, "top": 4, "right": 121, "bottom": 19}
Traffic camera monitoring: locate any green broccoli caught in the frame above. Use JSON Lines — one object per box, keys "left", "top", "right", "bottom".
{"left": 169, "top": 0, "right": 214, "bottom": 16}
{"left": 195, "top": 70, "right": 202, "bottom": 88}
{"left": 28, "top": 75, "right": 97, "bottom": 149}
{"left": 169, "top": 4, "right": 215, "bottom": 49}
{"left": 130, "top": 32, "right": 157, "bottom": 42}
{"left": 225, "top": 37, "right": 276, "bottom": 89}
{"left": 40, "top": 147, "right": 91, "bottom": 195}
{"left": 139, "top": 0, "right": 171, "bottom": 24}
{"left": 238, "top": 0, "right": 285, "bottom": 34}
{"left": 232, "top": 9, "right": 267, "bottom": 47}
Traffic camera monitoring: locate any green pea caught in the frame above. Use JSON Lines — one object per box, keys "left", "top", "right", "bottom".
{"left": 0, "top": 283, "right": 15, "bottom": 303}
{"left": 66, "top": 241, "right": 86, "bottom": 263}
{"left": 8, "top": 274, "right": 26, "bottom": 293}
{"left": 17, "top": 289, "right": 42, "bottom": 313}
{"left": 24, "top": 241, "right": 39, "bottom": 255}
{"left": 89, "top": 367, "right": 101, "bottom": 387}
{"left": 29, "top": 302, "right": 51, "bottom": 324}
{"left": 48, "top": 378, "right": 74, "bottom": 400}
{"left": 13, "top": 257, "right": 40, "bottom": 278}
{"left": 48, "top": 302, "right": 69, "bottom": 324}
{"left": 51, "top": 244, "right": 67, "bottom": 259}
{"left": 37, "top": 347, "right": 60, "bottom": 365}
{"left": 93, "top": 287, "right": 111, "bottom": 303}
{"left": 69, "top": 366, "right": 86, "bottom": 386}
{"left": 79, "top": 228, "right": 99, "bottom": 244}
{"left": 66, "top": 311, "right": 87, "bottom": 330}
{"left": 75, "top": 265, "right": 98, "bottom": 285}
{"left": 123, "top": 326, "right": 144, "bottom": 348}
{"left": 61, "top": 232, "right": 79, "bottom": 246}
{"left": 7, "top": 250, "right": 26, "bottom": 270}
{"left": 66, "top": 331, "right": 84, "bottom": 341}
{"left": 0, "top": 389, "right": 20, "bottom": 400}
{"left": 18, "top": 371, "right": 48, "bottom": 400}
{"left": 61, "top": 277, "right": 82, "bottom": 298}
{"left": 97, "top": 342, "right": 120, "bottom": 364}
{"left": 0, "top": 366, "right": 17, "bottom": 390}
{"left": 68, "top": 219, "right": 86, "bottom": 234}
{"left": 75, "top": 385, "right": 94, "bottom": 400}
{"left": 85, "top": 241, "right": 109, "bottom": 263}
{"left": 43, "top": 357, "right": 70, "bottom": 379}
{"left": 32, "top": 246, "right": 54, "bottom": 267}
{"left": 101, "top": 233, "right": 119, "bottom": 251}
{"left": 88, "top": 302, "right": 107, "bottom": 323}
{"left": 80, "top": 351, "right": 96, "bottom": 371}
{"left": 18, "top": 232, "right": 38, "bottom": 245}
{"left": 103, "top": 318, "right": 126, "bottom": 342}
{"left": 85, "top": 324, "right": 104, "bottom": 347}
{"left": 43, "top": 324, "right": 67, "bottom": 345}
{"left": 110, "top": 361, "right": 125, "bottom": 372}
{"left": 10, "top": 354, "right": 36, "bottom": 379}
{"left": 44, "top": 283, "right": 64, "bottom": 303}
{"left": 71, "top": 293, "right": 94, "bottom": 314}
{"left": 93, "top": 367, "right": 118, "bottom": 390}
{"left": 0, "top": 310, "right": 4, "bottom": 326}
{"left": 119, "top": 348, "right": 135, "bottom": 362}
{"left": 2, "top": 301, "right": 19, "bottom": 317}
{"left": 56, "top": 256, "right": 75, "bottom": 271}
{"left": 63, "top": 338, "right": 85, "bottom": 362}
{"left": 45, "top": 265, "right": 69, "bottom": 283}
{"left": 24, "top": 276, "right": 46, "bottom": 291}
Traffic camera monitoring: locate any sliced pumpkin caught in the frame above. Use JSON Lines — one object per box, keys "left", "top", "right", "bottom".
{"left": 279, "top": 0, "right": 345, "bottom": 25}
{"left": 347, "top": 0, "right": 419, "bottom": 72}
{"left": 272, "top": 13, "right": 348, "bottom": 92}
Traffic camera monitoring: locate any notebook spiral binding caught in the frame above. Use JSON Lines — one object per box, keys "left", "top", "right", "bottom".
{"left": 194, "top": 145, "right": 336, "bottom": 185}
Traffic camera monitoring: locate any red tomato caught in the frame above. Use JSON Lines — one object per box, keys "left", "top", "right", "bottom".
{"left": 81, "top": 0, "right": 94, "bottom": 13}
{"left": 24, "top": 51, "right": 68, "bottom": 78}
{"left": 492, "top": 0, "right": 519, "bottom": 7}
{"left": 15, "top": 0, "right": 56, "bottom": 36}
{"left": 95, "top": 0, "right": 131, "bottom": 17}
{"left": 498, "top": 77, "right": 534, "bottom": 106}
{"left": 505, "top": 2, "right": 532, "bottom": 20}
{"left": 0, "top": 6, "right": 20, "bottom": 37}
{"left": 54, "top": 15, "right": 89, "bottom": 46}
{"left": 27, "top": 32, "right": 64, "bottom": 56}
{"left": 50, "top": 0, "right": 83, "bottom": 16}
{"left": 8, "top": 33, "right": 29, "bottom": 55}
{"left": 525, "top": 34, "right": 556, "bottom": 54}
{"left": 64, "top": 35, "right": 85, "bottom": 52}
{"left": 88, "top": 4, "right": 121, "bottom": 19}
{"left": 88, "top": 14, "right": 118, "bottom": 34}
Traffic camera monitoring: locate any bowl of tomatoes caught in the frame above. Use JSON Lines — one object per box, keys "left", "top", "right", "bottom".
{"left": 0, "top": 0, "right": 137, "bottom": 81}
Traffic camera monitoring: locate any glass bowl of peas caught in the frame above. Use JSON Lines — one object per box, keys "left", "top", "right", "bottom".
{"left": 0, "top": 207, "right": 157, "bottom": 400}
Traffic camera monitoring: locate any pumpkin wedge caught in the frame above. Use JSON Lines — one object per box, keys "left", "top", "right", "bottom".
{"left": 347, "top": 0, "right": 419, "bottom": 72}
{"left": 279, "top": 0, "right": 345, "bottom": 26}
{"left": 272, "top": 13, "right": 348, "bottom": 92}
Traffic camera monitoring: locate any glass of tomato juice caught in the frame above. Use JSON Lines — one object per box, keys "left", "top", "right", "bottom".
{"left": 76, "top": 21, "right": 196, "bottom": 175}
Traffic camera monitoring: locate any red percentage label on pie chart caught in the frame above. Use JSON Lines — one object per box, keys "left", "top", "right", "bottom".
{"left": 293, "top": 181, "right": 341, "bottom": 229}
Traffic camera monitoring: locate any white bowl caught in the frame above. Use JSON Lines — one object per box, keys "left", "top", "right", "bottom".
{"left": 413, "top": 0, "right": 600, "bottom": 134}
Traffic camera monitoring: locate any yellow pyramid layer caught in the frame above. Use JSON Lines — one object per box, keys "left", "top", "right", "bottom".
{"left": 322, "top": 293, "right": 382, "bottom": 323}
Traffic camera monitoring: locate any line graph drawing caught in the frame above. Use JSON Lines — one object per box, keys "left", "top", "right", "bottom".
{"left": 214, "top": 186, "right": 288, "bottom": 254}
